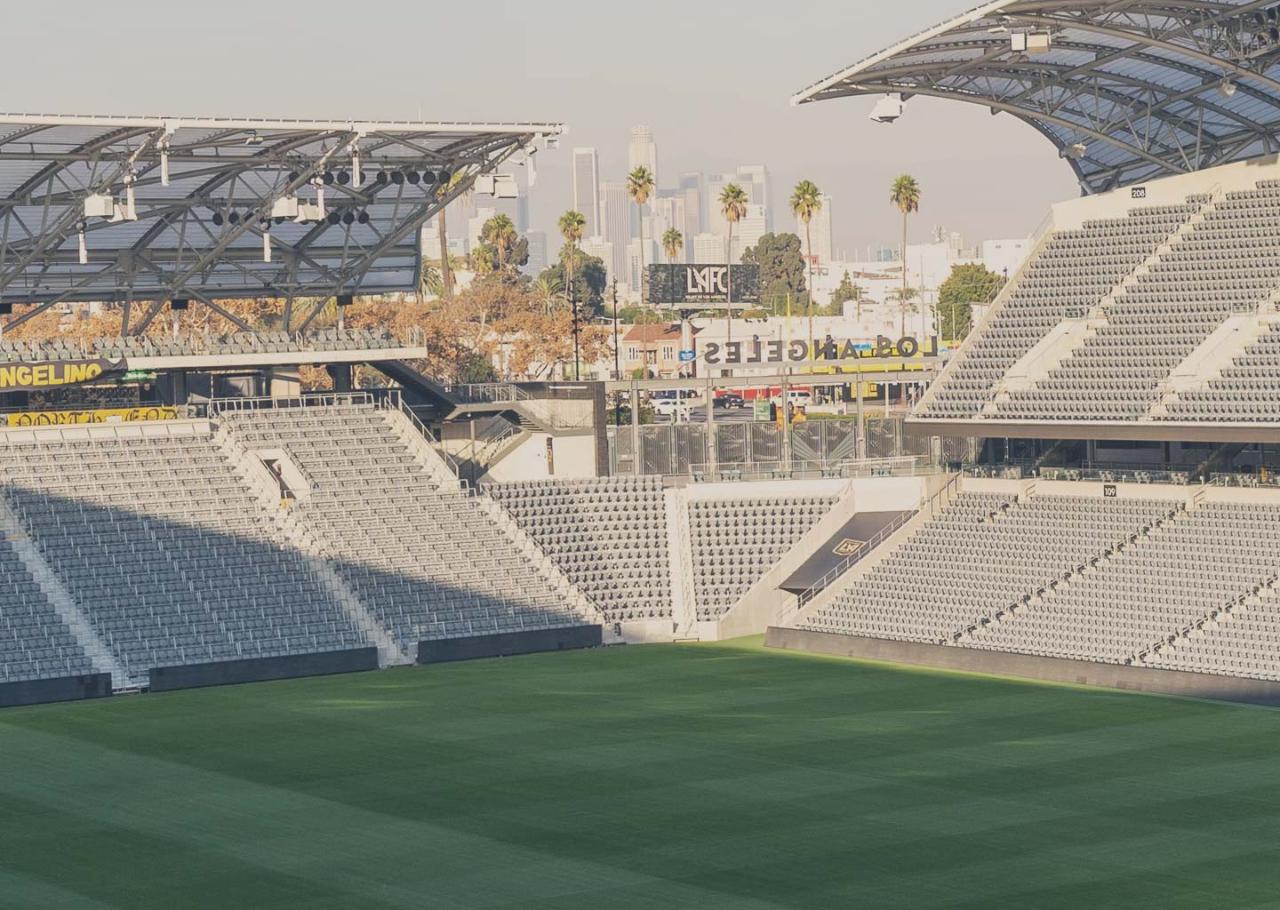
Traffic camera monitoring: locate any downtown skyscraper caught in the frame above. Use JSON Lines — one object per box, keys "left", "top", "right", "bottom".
{"left": 571, "top": 148, "right": 601, "bottom": 239}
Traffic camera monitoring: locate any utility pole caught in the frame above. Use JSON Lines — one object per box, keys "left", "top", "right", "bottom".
{"left": 571, "top": 266, "right": 581, "bottom": 381}
{"left": 612, "top": 278, "right": 622, "bottom": 427}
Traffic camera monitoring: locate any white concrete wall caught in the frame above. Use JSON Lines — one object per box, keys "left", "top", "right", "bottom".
{"left": 481, "top": 433, "right": 597, "bottom": 483}
{"left": 1052, "top": 155, "right": 1280, "bottom": 230}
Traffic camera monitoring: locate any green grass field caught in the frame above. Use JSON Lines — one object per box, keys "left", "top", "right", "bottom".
{"left": 3, "top": 638, "right": 1280, "bottom": 909}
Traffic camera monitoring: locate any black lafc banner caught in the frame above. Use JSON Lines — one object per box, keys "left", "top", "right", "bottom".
{"left": 0, "top": 359, "right": 126, "bottom": 393}
{"left": 648, "top": 263, "right": 761, "bottom": 306}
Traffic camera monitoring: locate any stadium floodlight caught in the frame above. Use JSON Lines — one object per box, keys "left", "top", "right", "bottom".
{"left": 525, "top": 149, "right": 537, "bottom": 187}
{"left": 270, "top": 196, "right": 300, "bottom": 219}
{"left": 336, "top": 170, "right": 351, "bottom": 186}
{"left": 1062, "top": 142, "right": 1089, "bottom": 160}
{"left": 407, "top": 170, "right": 421, "bottom": 185}
{"left": 83, "top": 194, "right": 114, "bottom": 219}
{"left": 869, "top": 94, "right": 905, "bottom": 124}
{"left": 212, "top": 211, "right": 225, "bottom": 226}
{"left": 494, "top": 174, "right": 519, "bottom": 199}
{"left": 1026, "top": 32, "right": 1052, "bottom": 54}
{"left": 170, "top": 298, "right": 189, "bottom": 311}
{"left": 1219, "top": 79, "right": 1239, "bottom": 99}
{"left": 357, "top": 211, "right": 370, "bottom": 224}
{"left": 294, "top": 201, "right": 323, "bottom": 223}
{"left": 351, "top": 145, "right": 362, "bottom": 186}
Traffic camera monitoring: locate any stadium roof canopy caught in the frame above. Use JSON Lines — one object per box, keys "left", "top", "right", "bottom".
{"left": 793, "top": 1, "right": 1280, "bottom": 194}
{"left": 0, "top": 115, "right": 560, "bottom": 332}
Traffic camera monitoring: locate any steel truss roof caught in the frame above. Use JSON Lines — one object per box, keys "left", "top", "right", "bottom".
{"left": 0, "top": 114, "right": 560, "bottom": 329}
{"left": 794, "top": 1, "right": 1280, "bottom": 194}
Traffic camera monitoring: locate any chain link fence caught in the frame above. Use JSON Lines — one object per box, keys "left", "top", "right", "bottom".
{"left": 607, "top": 417, "right": 961, "bottom": 478}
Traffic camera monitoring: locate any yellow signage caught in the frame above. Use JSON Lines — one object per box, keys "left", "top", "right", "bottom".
{"left": 0, "top": 358, "right": 125, "bottom": 392}
{"left": 6, "top": 406, "right": 178, "bottom": 427}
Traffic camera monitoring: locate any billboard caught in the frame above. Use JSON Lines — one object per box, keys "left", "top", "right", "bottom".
{"left": 647, "top": 264, "right": 760, "bottom": 306}
{"left": 0, "top": 359, "right": 125, "bottom": 393}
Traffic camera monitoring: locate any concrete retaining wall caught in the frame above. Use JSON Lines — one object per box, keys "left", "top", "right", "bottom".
{"left": 0, "top": 673, "right": 113, "bottom": 709}
{"left": 149, "top": 648, "right": 378, "bottom": 693}
{"left": 765, "top": 627, "right": 1280, "bottom": 706}
{"left": 418, "top": 625, "right": 602, "bottom": 664}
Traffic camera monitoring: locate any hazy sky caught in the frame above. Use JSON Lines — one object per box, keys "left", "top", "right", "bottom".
{"left": 8, "top": 0, "right": 1079, "bottom": 256}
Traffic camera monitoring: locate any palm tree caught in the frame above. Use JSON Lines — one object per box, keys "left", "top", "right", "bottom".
{"left": 480, "top": 213, "right": 518, "bottom": 273}
{"left": 791, "top": 180, "right": 823, "bottom": 358}
{"left": 558, "top": 209, "right": 587, "bottom": 379}
{"left": 627, "top": 166, "right": 655, "bottom": 304}
{"left": 433, "top": 171, "right": 466, "bottom": 299}
{"left": 890, "top": 175, "right": 921, "bottom": 338}
{"left": 719, "top": 183, "right": 749, "bottom": 343}
{"left": 532, "top": 274, "right": 563, "bottom": 316}
{"left": 661, "top": 226, "right": 683, "bottom": 302}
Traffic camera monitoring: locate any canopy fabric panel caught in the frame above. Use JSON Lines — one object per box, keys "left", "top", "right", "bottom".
{"left": 794, "top": 1, "right": 1280, "bottom": 193}
{"left": 0, "top": 115, "right": 560, "bottom": 304}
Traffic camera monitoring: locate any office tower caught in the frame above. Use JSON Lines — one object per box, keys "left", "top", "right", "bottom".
{"left": 735, "top": 204, "right": 768, "bottom": 259}
{"left": 600, "top": 180, "right": 632, "bottom": 290}
{"left": 581, "top": 236, "right": 615, "bottom": 283}
{"left": 679, "top": 173, "right": 703, "bottom": 256}
{"left": 694, "top": 232, "right": 725, "bottom": 264}
{"left": 525, "top": 231, "right": 548, "bottom": 274}
{"left": 571, "top": 148, "right": 601, "bottom": 238}
{"left": 799, "top": 194, "right": 833, "bottom": 266}
{"left": 650, "top": 193, "right": 687, "bottom": 260}
{"left": 706, "top": 166, "right": 772, "bottom": 238}
{"left": 628, "top": 125, "right": 658, "bottom": 186}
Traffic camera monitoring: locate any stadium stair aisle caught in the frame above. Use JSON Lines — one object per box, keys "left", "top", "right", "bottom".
{"left": 220, "top": 402, "right": 595, "bottom": 652}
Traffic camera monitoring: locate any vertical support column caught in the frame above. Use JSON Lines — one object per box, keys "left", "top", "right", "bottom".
{"left": 855, "top": 387, "right": 866, "bottom": 461}
{"left": 705, "top": 375, "right": 716, "bottom": 475}
{"left": 781, "top": 374, "right": 791, "bottom": 472}
{"left": 630, "top": 378, "right": 641, "bottom": 477}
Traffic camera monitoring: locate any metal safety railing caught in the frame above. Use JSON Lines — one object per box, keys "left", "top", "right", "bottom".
{"left": 786, "top": 472, "right": 961, "bottom": 616}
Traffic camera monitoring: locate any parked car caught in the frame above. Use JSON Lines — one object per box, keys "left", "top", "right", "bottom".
{"left": 653, "top": 397, "right": 692, "bottom": 419}
{"left": 714, "top": 393, "right": 746, "bottom": 409}
{"left": 770, "top": 390, "right": 812, "bottom": 408}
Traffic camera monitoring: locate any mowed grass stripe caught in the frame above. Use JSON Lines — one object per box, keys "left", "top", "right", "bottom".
{"left": 2, "top": 638, "right": 1279, "bottom": 909}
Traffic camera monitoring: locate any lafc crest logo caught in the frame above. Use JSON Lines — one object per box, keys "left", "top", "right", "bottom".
{"left": 833, "top": 538, "right": 865, "bottom": 557}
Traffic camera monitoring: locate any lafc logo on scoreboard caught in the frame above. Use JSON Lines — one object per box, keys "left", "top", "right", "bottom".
{"left": 833, "top": 538, "right": 865, "bottom": 557}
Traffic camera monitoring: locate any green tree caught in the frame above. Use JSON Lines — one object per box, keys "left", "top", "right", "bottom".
{"left": 558, "top": 210, "right": 587, "bottom": 379}
{"left": 628, "top": 167, "right": 655, "bottom": 302}
{"left": 719, "top": 183, "right": 749, "bottom": 341}
{"left": 472, "top": 215, "right": 529, "bottom": 277}
{"left": 741, "top": 233, "right": 807, "bottom": 314}
{"left": 790, "top": 180, "right": 823, "bottom": 351}
{"left": 538, "top": 249, "right": 607, "bottom": 317}
{"left": 890, "top": 174, "right": 921, "bottom": 337}
{"left": 937, "top": 262, "right": 1004, "bottom": 340}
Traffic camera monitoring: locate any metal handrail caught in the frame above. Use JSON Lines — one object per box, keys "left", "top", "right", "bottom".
{"left": 684, "top": 455, "right": 933, "bottom": 483}
{"left": 789, "top": 471, "right": 961, "bottom": 612}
